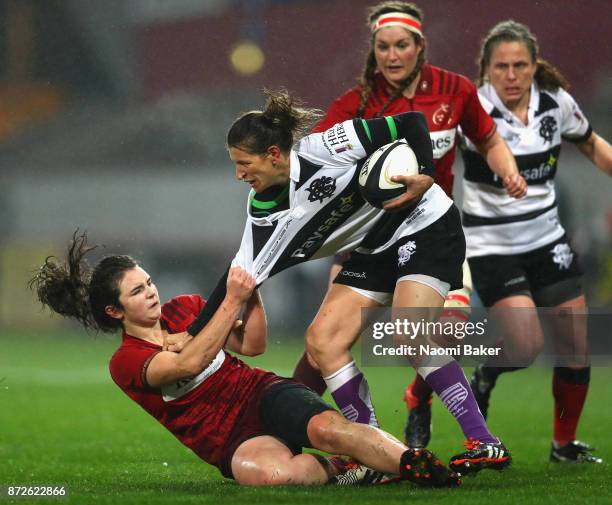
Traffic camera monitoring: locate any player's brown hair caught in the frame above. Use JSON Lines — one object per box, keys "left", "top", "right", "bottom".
{"left": 29, "top": 230, "right": 137, "bottom": 333}
{"left": 356, "top": 1, "right": 426, "bottom": 118}
{"left": 477, "top": 20, "right": 569, "bottom": 91}
{"left": 227, "top": 89, "right": 322, "bottom": 154}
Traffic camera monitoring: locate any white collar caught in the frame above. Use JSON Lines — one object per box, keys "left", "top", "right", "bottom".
{"left": 289, "top": 149, "right": 300, "bottom": 183}
{"left": 526, "top": 81, "right": 539, "bottom": 124}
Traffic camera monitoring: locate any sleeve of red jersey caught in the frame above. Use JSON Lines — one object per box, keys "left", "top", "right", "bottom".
{"left": 312, "top": 88, "right": 361, "bottom": 133}
{"left": 109, "top": 345, "right": 160, "bottom": 390}
{"left": 162, "top": 294, "right": 207, "bottom": 332}
{"left": 458, "top": 77, "right": 496, "bottom": 143}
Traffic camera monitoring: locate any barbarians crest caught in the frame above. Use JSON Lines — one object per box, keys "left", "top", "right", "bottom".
{"left": 550, "top": 243, "right": 573, "bottom": 270}
{"left": 398, "top": 241, "right": 417, "bottom": 266}
{"left": 539, "top": 116, "right": 558, "bottom": 142}
{"left": 306, "top": 176, "right": 336, "bottom": 203}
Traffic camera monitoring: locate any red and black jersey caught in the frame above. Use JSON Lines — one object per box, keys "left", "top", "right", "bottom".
{"left": 314, "top": 64, "right": 495, "bottom": 197}
{"left": 108, "top": 294, "right": 280, "bottom": 470}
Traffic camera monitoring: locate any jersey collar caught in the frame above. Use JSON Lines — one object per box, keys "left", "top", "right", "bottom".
{"left": 121, "top": 331, "right": 161, "bottom": 348}
{"left": 527, "top": 82, "right": 540, "bottom": 124}
{"left": 289, "top": 149, "right": 300, "bottom": 183}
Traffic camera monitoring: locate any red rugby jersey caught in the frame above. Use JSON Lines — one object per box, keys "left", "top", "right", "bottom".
{"left": 314, "top": 64, "right": 495, "bottom": 197}
{"left": 109, "top": 294, "right": 278, "bottom": 469}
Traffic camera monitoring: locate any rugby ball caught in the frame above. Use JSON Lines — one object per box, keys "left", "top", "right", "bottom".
{"left": 358, "top": 140, "right": 420, "bottom": 208}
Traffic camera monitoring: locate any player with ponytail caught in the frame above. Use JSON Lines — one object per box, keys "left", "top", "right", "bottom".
{"left": 294, "top": 2, "right": 526, "bottom": 458}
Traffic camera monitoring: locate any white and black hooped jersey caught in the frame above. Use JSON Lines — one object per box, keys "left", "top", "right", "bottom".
{"left": 461, "top": 82, "right": 592, "bottom": 257}
{"left": 187, "top": 113, "right": 454, "bottom": 336}
{"left": 233, "top": 117, "right": 453, "bottom": 284}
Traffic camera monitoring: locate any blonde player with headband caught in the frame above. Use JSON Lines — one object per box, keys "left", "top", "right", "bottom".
{"left": 292, "top": 2, "right": 526, "bottom": 463}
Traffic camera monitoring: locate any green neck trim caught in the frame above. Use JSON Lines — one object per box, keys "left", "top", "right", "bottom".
{"left": 250, "top": 185, "right": 290, "bottom": 210}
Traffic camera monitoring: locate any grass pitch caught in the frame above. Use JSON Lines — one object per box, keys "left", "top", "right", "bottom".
{"left": 1, "top": 329, "right": 610, "bottom": 504}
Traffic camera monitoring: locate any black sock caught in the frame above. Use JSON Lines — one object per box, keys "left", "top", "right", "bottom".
{"left": 481, "top": 366, "right": 525, "bottom": 384}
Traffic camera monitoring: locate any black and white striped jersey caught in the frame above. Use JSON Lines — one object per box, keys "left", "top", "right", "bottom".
{"left": 461, "top": 82, "right": 592, "bottom": 257}
{"left": 187, "top": 113, "right": 454, "bottom": 336}
{"left": 232, "top": 117, "right": 452, "bottom": 284}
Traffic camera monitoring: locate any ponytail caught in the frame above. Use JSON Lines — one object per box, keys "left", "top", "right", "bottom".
{"left": 227, "top": 89, "right": 322, "bottom": 154}
{"left": 534, "top": 58, "right": 569, "bottom": 91}
{"left": 29, "top": 231, "right": 137, "bottom": 333}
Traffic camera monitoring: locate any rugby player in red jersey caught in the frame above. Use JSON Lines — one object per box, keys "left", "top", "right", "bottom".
{"left": 291, "top": 1, "right": 526, "bottom": 454}
{"left": 30, "top": 231, "right": 460, "bottom": 487}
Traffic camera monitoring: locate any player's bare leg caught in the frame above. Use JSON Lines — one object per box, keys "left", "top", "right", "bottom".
{"left": 293, "top": 253, "right": 348, "bottom": 395}
{"left": 404, "top": 261, "right": 472, "bottom": 447}
{"left": 231, "top": 411, "right": 460, "bottom": 486}
{"left": 305, "top": 284, "right": 382, "bottom": 426}
{"left": 231, "top": 435, "right": 331, "bottom": 485}
{"left": 393, "top": 279, "right": 510, "bottom": 474}
{"left": 404, "top": 290, "right": 470, "bottom": 447}
{"left": 293, "top": 351, "right": 326, "bottom": 395}
{"left": 308, "top": 410, "right": 405, "bottom": 473}
{"left": 393, "top": 279, "right": 494, "bottom": 447}
{"left": 469, "top": 294, "right": 543, "bottom": 419}
{"left": 307, "top": 410, "right": 459, "bottom": 486}
{"left": 548, "top": 295, "right": 601, "bottom": 463}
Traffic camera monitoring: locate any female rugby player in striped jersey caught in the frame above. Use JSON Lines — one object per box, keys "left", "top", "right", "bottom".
{"left": 292, "top": 1, "right": 527, "bottom": 455}
{"left": 461, "top": 20, "right": 611, "bottom": 464}
{"left": 30, "top": 231, "right": 460, "bottom": 486}
{"left": 185, "top": 89, "right": 512, "bottom": 475}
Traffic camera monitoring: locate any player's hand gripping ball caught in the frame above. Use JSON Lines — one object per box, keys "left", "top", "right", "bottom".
{"left": 358, "top": 140, "right": 420, "bottom": 208}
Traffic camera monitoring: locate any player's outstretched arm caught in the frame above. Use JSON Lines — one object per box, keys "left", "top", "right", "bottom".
{"left": 225, "top": 289, "right": 267, "bottom": 356}
{"left": 146, "top": 268, "right": 255, "bottom": 387}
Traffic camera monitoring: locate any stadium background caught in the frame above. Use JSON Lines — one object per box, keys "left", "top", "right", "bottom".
{"left": 0, "top": 1, "right": 611, "bottom": 502}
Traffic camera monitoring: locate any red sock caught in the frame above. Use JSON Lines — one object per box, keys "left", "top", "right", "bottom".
{"left": 552, "top": 368, "right": 589, "bottom": 446}
{"left": 404, "top": 374, "right": 433, "bottom": 409}
{"left": 293, "top": 352, "right": 327, "bottom": 395}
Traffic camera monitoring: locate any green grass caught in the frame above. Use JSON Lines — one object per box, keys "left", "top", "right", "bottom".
{"left": 1, "top": 329, "right": 611, "bottom": 504}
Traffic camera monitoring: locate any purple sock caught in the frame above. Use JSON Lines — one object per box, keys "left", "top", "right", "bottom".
{"left": 424, "top": 360, "right": 497, "bottom": 444}
{"left": 326, "top": 364, "right": 379, "bottom": 427}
